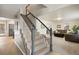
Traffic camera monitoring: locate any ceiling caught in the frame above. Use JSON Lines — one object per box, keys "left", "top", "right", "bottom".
{"left": 0, "top": 4, "right": 71, "bottom": 19}
{"left": 0, "top": 4, "right": 26, "bottom": 19}
{"left": 39, "top": 4, "right": 79, "bottom": 21}
{"left": 0, "top": 4, "right": 79, "bottom": 21}
{"left": 42, "top": 4, "right": 71, "bottom": 14}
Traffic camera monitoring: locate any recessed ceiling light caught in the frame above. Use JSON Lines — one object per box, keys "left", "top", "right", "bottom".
{"left": 57, "top": 17, "right": 62, "bottom": 21}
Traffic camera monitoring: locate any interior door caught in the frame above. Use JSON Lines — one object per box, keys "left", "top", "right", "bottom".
{"left": 9, "top": 24, "right": 14, "bottom": 38}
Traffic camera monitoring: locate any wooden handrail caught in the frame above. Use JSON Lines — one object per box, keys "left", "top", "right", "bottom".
{"left": 26, "top": 9, "right": 53, "bottom": 52}
{"left": 20, "top": 14, "right": 36, "bottom": 29}
{"left": 25, "top": 4, "right": 50, "bottom": 31}
{"left": 27, "top": 10, "right": 50, "bottom": 31}
{"left": 26, "top": 15, "right": 36, "bottom": 29}
{"left": 25, "top": 4, "right": 30, "bottom": 9}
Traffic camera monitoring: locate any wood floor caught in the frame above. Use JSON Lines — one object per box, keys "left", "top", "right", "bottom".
{"left": 0, "top": 36, "right": 22, "bottom": 55}
{"left": 1, "top": 35, "right": 79, "bottom": 55}
{"left": 48, "top": 35, "right": 79, "bottom": 55}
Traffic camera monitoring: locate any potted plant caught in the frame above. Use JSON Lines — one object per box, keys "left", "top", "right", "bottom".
{"left": 72, "top": 25, "right": 79, "bottom": 34}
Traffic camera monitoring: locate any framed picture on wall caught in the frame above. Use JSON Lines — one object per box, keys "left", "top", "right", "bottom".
{"left": 57, "top": 25, "right": 61, "bottom": 29}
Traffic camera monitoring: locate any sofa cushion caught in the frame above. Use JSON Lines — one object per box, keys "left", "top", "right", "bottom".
{"left": 65, "top": 34, "right": 79, "bottom": 43}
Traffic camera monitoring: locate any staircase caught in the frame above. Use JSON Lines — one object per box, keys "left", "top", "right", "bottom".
{"left": 34, "top": 32, "right": 49, "bottom": 55}
{"left": 19, "top": 4, "right": 53, "bottom": 55}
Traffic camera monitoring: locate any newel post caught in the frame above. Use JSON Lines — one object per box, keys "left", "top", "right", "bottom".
{"left": 31, "top": 27, "right": 35, "bottom": 55}
{"left": 50, "top": 28, "right": 53, "bottom": 51}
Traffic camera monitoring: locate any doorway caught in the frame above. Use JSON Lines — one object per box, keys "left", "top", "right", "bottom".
{"left": 9, "top": 24, "right": 14, "bottom": 38}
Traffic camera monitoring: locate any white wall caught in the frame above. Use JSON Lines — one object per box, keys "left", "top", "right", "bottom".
{"left": 36, "top": 14, "right": 79, "bottom": 34}
{"left": 35, "top": 4, "right": 79, "bottom": 33}
{"left": 36, "top": 17, "right": 52, "bottom": 34}
{"left": 0, "top": 20, "right": 7, "bottom": 36}
{"left": 0, "top": 4, "right": 26, "bottom": 19}
{"left": 0, "top": 19, "right": 15, "bottom": 36}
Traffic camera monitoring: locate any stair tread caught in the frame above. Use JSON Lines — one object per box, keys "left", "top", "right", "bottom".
{"left": 27, "top": 38, "right": 42, "bottom": 45}
{"left": 34, "top": 43, "right": 45, "bottom": 51}
{"left": 35, "top": 41, "right": 43, "bottom": 47}
{"left": 35, "top": 36, "right": 41, "bottom": 40}
{"left": 35, "top": 38, "right": 42, "bottom": 45}
{"left": 34, "top": 47, "right": 49, "bottom": 55}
